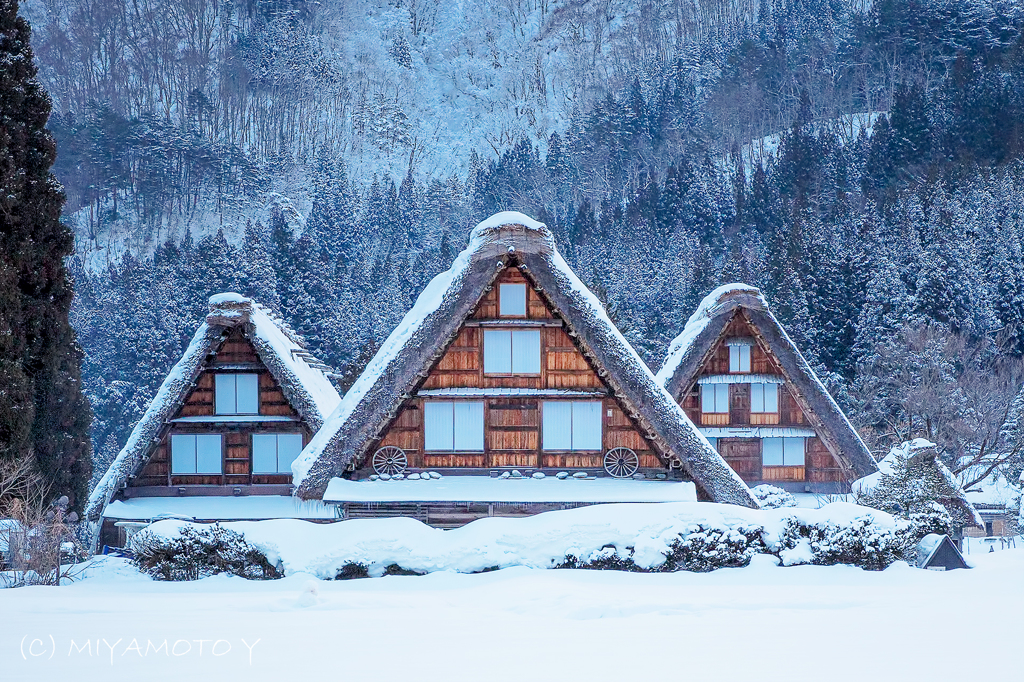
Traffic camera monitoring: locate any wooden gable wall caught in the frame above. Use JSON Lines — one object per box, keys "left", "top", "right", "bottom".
{"left": 370, "top": 266, "right": 670, "bottom": 474}
{"left": 128, "top": 329, "right": 309, "bottom": 489}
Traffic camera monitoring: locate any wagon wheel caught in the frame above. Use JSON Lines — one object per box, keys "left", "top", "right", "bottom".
{"left": 603, "top": 447, "right": 640, "bottom": 478}
{"left": 372, "top": 446, "right": 408, "bottom": 476}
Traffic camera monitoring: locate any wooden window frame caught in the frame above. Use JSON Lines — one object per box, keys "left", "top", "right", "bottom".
{"left": 762, "top": 437, "right": 806, "bottom": 467}
{"left": 540, "top": 400, "right": 603, "bottom": 452}
{"left": 170, "top": 433, "right": 223, "bottom": 475}
{"left": 423, "top": 400, "right": 485, "bottom": 453}
{"left": 482, "top": 329, "right": 541, "bottom": 376}
{"left": 214, "top": 373, "right": 260, "bottom": 415}
{"left": 498, "top": 282, "right": 528, "bottom": 317}
{"left": 701, "top": 384, "right": 730, "bottom": 414}
{"left": 729, "top": 344, "right": 752, "bottom": 373}
{"left": 252, "top": 432, "right": 304, "bottom": 474}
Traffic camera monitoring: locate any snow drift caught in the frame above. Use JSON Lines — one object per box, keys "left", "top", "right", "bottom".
{"left": 137, "top": 501, "right": 904, "bottom": 579}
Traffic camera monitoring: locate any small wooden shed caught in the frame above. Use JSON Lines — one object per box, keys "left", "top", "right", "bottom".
{"left": 916, "top": 534, "right": 970, "bottom": 571}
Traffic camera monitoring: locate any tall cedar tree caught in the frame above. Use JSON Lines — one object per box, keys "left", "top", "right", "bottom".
{"left": 0, "top": 0, "right": 91, "bottom": 509}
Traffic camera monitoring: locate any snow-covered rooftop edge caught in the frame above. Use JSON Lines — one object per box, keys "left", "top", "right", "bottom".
{"left": 85, "top": 294, "right": 342, "bottom": 525}
{"left": 655, "top": 283, "right": 759, "bottom": 386}
{"left": 656, "top": 283, "right": 878, "bottom": 479}
{"left": 293, "top": 212, "right": 757, "bottom": 508}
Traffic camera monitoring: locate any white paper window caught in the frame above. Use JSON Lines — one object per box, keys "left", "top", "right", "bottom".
{"left": 453, "top": 402, "right": 485, "bottom": 451}
{"left": 783, "top": 437, "right": 805, "bottom": 466}
{"left": 424, "top": 402, "right": 455, "bottom": 450}
{"left": 751, "top": 384, "right": 779, "bottom": 413}
{"left": 762, "top": 437, "right": 784, "bottom": 466}
{"left": 424, "top": 401, "right": 484, "bottom": 451}
{"left": 701, "top": 384, "right": 729, "bottom": 413}
{"left": 571, "top": 401, "right": 603, "bottom": 451}
{"left": 499, "top": 283, "right": 527, "bottom": 316}
{"left": 729, "top": 345, "right": 752, "bottom": 373}
{"left": 542, "top": 401, "right": 603, "bottom": 451}
{"left": 542, "top": 401, "right": 573, "bottom": 450}
{"left": 763, "top": 437, "right": 805, "bottom": 466}
{"left": 215, "top": 373, "right": 259, "bottom": 415}
{"left": 171, "top": 434, "right": 222, "bottom": 474}
{"left": 253, "top": 433, "right": 303, "bottom": 474}
{"left": 484, "top": 330, "right": 540, "bottom": 374}
{"left": 511, "top": 329, "right": 541, "bottom": 373}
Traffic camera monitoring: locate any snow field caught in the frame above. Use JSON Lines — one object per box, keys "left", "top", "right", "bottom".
{"left": 1, "top": 548, "right": 1021, "bottom": 682}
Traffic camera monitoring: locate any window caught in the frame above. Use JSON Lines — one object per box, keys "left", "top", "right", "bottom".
{"left": 750, "top": 384, "right": 779, "bottom": 413}
{"left": 424, "top": 401, "right": 484, "bottom": 451}
{"left": 701, "top": 384, "right": 729, "bottom": 414}
{"left": 215, "top": 374, "right": 259, "bottom": 415}
{"left": 499, "top": 283, "right": 527, "bottom": 316}
{"left": 252, "top": 433, "right": 303, "bottom": 474}
{"left": 483, "top": 329, "right": 541, "bottom": 374}
{"left": 762, "top": 437, "right": 805, "bottom": 466}
{"left": 705, "top": 436, "right": 718, "bottom": 452}
{"left": 171, "top": 434, "right": 222, "bottom": 474}
{"left": 729, "top": 344, "right": 751, "bottom": 373}
{"left": 542, "top": 401, "right": 602, "bottom": 451}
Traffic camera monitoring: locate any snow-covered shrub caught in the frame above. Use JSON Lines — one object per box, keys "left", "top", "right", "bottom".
{"left": 777, "top": 516, "right": 905, "bottom": 571}
{"left": 662, "top": 524, "right": 768, "bottom": 572}
{"left": 131, "top": 524, "right": 281, "bottom": 581}
{"left": 556, "top": 546, "right": 644, "bottom": 572}
{"left": 751, "top": 485, "right": 797, "bottom": 509}
{"left": 334, "top": 562, "right": 369, "bottom": 580}
{"left": 905, "top": 502, "right": 954, "bottom": 540}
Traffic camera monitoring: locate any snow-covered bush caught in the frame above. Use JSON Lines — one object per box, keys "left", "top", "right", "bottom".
{"left": 557, "top": 546, "right": 643, "bottom": 572}
{"left": 334, "top": 562, "right": 370, "bottom": 580}
{"left": 751, "top": 485, "right": 797, "bottom": 509}
{"left": 131, "top": 524, "right": 281, "bottom": 581}
{"left": 905, "top": 502, "right": 954, "bottom": 540}
{"left": 663, "top": 524, "right": 768, "bottom": 572}
{"left": 854, "top": 439, "right": 979, "bottom": 529}
{"left": 135, "top": 503, "right": 911, "bottom": 580}
{"left": 777, "top": 516, "right": 906, "bottom": 571}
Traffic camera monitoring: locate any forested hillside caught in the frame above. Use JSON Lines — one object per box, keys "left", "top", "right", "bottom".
{"left": 23, "top": 0, "right": 1024, "bottom": 488}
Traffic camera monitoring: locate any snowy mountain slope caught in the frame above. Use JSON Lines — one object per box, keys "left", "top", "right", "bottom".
{"left": 24, "top": 0, "right": 786, "bottom": 266}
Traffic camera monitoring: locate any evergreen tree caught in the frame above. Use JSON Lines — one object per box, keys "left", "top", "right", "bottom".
{"left": 0, "top": 0, "right": 92, "bottom": 508}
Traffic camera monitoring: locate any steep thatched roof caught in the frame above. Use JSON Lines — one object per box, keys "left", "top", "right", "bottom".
{"left": 85, "top": 294, "right": 342, "bottom": 523}
{"left": 293, "top": 212, "right": 758, "bottom": 508}
{"left": 656, "top": 283, "right": 878, "bottom": 480}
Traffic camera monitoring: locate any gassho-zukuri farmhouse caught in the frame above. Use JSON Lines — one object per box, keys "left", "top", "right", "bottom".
{"left": 88, "top": 212, "right": 882, "bottom": 548}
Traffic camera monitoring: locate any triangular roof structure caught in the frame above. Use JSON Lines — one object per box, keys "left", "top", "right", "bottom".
{"left": 293, "top": 212, "right": 757, "bottom": 508}
{"left": 85, "top": 293, "right": 343, "bottom": 523}
{"left": 655, "top": 283, "right": 878, "bottom": 480}
{"left": 915, "top": 533, "right": 970, "bottom": 570}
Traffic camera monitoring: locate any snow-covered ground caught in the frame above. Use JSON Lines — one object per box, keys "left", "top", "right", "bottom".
{"left": 1, "top": 548, "right": 1021, "bottom": 681}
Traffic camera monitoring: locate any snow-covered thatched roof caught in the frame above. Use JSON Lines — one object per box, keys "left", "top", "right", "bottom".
{"left": 293, "top": 212, "right": 758, "bottom": 508}
{"left": 656, "top": 283, "right": 878, "bottom": 480}
{"left": 85, "top": 294, "right": 343, "bottom": 523}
